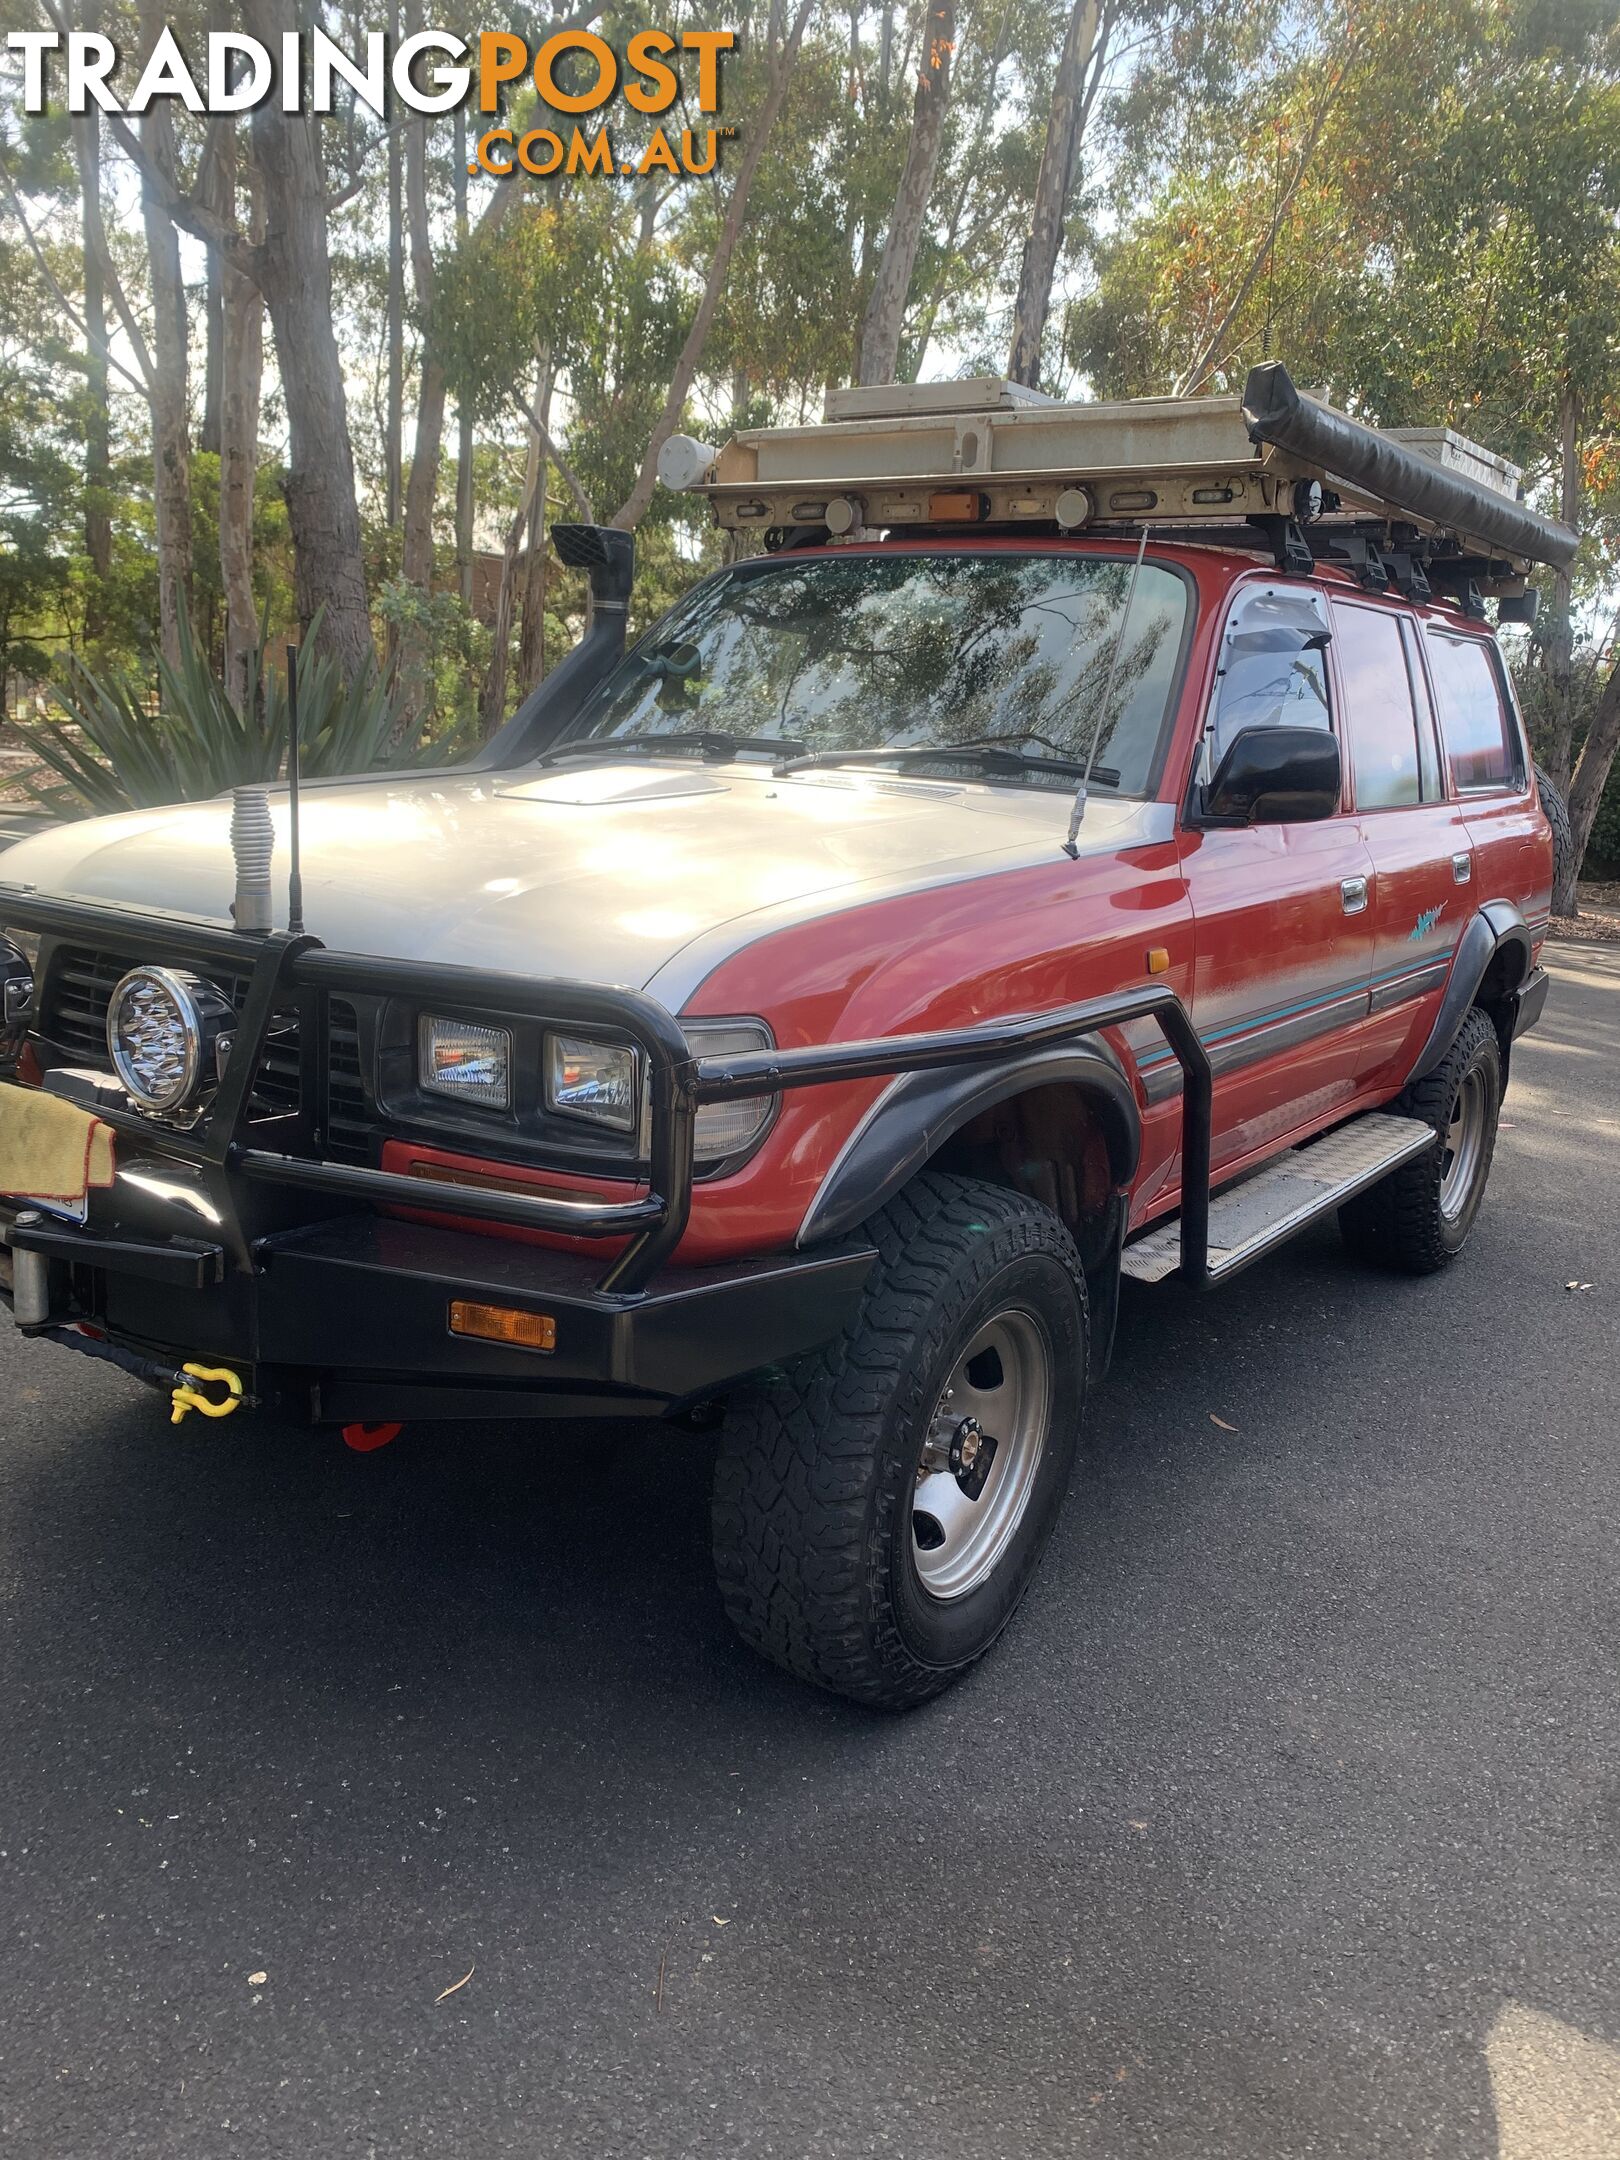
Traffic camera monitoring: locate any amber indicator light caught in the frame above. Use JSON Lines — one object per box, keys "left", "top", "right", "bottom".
{"left": 448, "top": 1300, "right": 557, "bottom": 1351}
{"left": 927, "top": 490, "right": 986, "bottom": 522}
{"left": 1146, "top": 947, "right": 1171, "bottom": 975}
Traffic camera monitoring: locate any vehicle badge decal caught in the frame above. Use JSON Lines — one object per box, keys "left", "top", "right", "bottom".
{"left": 1409, "top": 904, "right": 1445, "bottom": 941}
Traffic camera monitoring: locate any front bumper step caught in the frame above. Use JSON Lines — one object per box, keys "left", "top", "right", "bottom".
{"left": 1122, "top": 1111, "right": 1436, "bottom": 1285}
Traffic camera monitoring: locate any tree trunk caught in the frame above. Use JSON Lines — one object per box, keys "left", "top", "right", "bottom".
{"left": 479, "top": 508, "right": 522, "bottom": 736}
{"left": 220, "top": 148, "right": 264, "bottom": 715}
{"left": 453, "top": 106, "right": 474, "bottom": 610}
{"left": 1543, "top": 381, "right": 1581, "bottom": 797}
{"left": 911, "top": 2, "right": 1016, "bottom": 379}
{"left": 200, "top": 204, "right": 224, "bottom": 456}
{"left": 480, "top": 438, "right": 543, "bottom": 737}
{"left": 613, "top": 0, "right": 818, "bottom": 529}
{"left": 139, "top": 82, "right": 193, "bottom": 671}
{"left": 856, "top": 0, "right": 955, "bottom": 387}
{"left": 400, "top": 120, "right": 444, "bottom": 594}
{"left": 244, "top": 0, "right": 373, "bottom": 681}
{"left": 518, "top": 355, "right": 554, "bottom": 689}
{"left": 1007, "top": 0, "right": 1101, "bottom": 389}
{"left": 76, "top": 101, "right": 112, "bottom": 624}
{"left": 1563, "top": 659, "right": 1620, "bottom": 912}
{"left": 400, "top": 389, "right": 447, "bottom": 601}
{"left": 397, "top": 17, "right": 448, "bottom": 729}
{"left": 385, "top": 0, "right": 404, "bottom": 531}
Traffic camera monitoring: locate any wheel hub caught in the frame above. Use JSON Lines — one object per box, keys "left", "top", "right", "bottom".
{"left": 946, "top": 1415, "right": 997, "bottom": 1498}
{"left": 910, "top": 1308, "right": 1052, "bottom": 1602}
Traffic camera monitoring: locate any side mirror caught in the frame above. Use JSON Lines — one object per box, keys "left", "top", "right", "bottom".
{"left": 1205, "top": 724, "right": 1341, "bottom": 824}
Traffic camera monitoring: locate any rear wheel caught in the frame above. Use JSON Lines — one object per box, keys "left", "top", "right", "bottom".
{"left": 711, "top": 1173, "right": 1087, "bottom": 1709}
{"left": 1339, "top": 1007, "right": 1502, "bottom": 1273}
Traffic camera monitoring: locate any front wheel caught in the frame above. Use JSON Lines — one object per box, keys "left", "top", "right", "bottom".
{"left": 711, "top": 1173, "right": 1088, "bottom": 1709}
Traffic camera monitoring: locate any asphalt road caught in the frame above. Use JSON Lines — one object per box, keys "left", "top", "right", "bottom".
{"left": 2, "top": 943, "right": 1616, "bottom": 2160}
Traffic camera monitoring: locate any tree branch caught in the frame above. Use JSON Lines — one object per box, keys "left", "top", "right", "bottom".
{"left": 1173, "top": 43, "right": 1353, "bottom": 398}
{"left": 69, "top": 110, "right": 161, "bottom": 390}
{"left": 99, "top": 106, "right": 263, "bottom": 284}
{"left": 510, "top": 392, "right": 595, "bottom": 522}
{"left": 0, "top": 154, "right": 153, "bottom": 402}
{"left": 37, "top": 0, "right": 246, "bottom": 274}
{"left": 613, "top": 0, "right": 817, "bottom": 526}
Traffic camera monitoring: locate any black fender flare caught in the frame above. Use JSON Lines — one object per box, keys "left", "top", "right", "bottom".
{"left": 1408, "top": 900, "right": 1532, "bottom": 1086}
{"left": 796, "top": 1038, "right": 1142, "bottom": 1247}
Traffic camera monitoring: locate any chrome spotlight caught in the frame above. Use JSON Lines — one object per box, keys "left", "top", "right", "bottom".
{"left": 106, "top": 966, "right": 235, "bottom": 1115}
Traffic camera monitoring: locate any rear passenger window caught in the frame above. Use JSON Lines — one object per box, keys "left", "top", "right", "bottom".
{"left": 1335, "top": 603, "right": 1421, "bottom": 809}
{"left": 1426, "top": 631, "right": 1522, "bottom": 792}
{"left": 1400, "top": 619, "right": 1444, "bottom": 801}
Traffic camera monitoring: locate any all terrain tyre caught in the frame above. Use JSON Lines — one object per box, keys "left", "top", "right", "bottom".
{"left": 1535, "top": 763, "right": 1575, "bottom": 905}
{"left": 711, "top": 1173, "right": 1088, "bottom": 1709}
{"left": 1338, "top": 1007, "right": 1502, "bottom": 1274}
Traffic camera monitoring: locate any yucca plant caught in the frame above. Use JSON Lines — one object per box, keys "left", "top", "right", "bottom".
{"left": 20, "top": 611, "right": 434, "bottom": 817}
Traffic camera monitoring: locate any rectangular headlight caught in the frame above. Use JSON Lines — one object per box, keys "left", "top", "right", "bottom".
{"left": 685, "top": 1019, "right": 773, "bottom": 1165}
{"left": 545, "top": 1033, "right": 639, "bottom": 1131}
{"left": 419, "top": 1014, "right": 512, "bottom": 1111}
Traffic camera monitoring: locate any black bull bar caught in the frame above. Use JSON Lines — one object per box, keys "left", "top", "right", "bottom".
{"left": 2, "top": 895, "right": 1213, "bottom": 1394}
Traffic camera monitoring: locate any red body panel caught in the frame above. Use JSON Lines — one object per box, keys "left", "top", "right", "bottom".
{"left": 391, "top": 538, "right": 1552, "bottom": 1266}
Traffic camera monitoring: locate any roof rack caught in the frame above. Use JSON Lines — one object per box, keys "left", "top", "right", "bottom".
{"left": 657, "top": 363, "right": 1575, "bottom": 591}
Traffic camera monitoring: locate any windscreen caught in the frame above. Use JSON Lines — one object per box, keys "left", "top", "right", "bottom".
{"left": 558, "top": 550, "right": 1191, "bottom": 796}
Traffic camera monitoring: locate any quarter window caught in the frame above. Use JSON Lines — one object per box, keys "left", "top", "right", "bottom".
{"left": 1335, "top": 604, "right": 1421, "bottom": 809}
{"left": 1425, "top": 630, "right": 1522, "bottom": 792}
{"left": 1208, "top": 586, "right": 1333, "bottom": 772}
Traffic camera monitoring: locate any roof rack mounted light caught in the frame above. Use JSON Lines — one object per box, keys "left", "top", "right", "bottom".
{"left": 662, "top": 365, "right": 1576, "bottom": 579}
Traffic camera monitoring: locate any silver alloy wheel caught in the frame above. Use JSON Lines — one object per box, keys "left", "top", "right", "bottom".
{"left": 912, "top": 1308, "right": 1052, "bottom": 1601}
{"left": 1439, "top": 1066, "right": 1487, "bottom": 1221}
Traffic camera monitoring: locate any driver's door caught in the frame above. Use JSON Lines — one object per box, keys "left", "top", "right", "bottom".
{"left": 1179, "top": 581, "right": 1378, "bottom": 1176}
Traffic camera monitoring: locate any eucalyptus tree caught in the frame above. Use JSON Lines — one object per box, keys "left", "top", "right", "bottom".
{"left": 1074, "top": 0, "right": 1620, "bottom": 903}
{"left": 856, "top": 0, "right": 955, "bottom": 383}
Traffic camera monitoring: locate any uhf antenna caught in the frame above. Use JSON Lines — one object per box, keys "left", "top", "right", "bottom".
{"left": 1064, "top": 525, "right": 1150, "bottom": 859}
{"left": 284, "top": 644, "right": 305, "bottom": 936}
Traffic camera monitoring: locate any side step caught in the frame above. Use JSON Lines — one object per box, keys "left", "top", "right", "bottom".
{"left": 1122, "top": 1112, "right": 1436, "bottom": 1285}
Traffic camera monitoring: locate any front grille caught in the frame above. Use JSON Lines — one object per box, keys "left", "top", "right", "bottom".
{"left": 44, "top": 949, "right": 127, "bottom": 1065}
{"left": 38, "top": 945, "right": 361, "bottom": 1141}
{"left": 324, "top": 999, "right": 377, "bottom": 1164}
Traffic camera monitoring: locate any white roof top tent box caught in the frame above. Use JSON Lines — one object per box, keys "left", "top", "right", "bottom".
{"left": 666, "top": 364, "right": 1575, "bottom": 594}
{"left": 1383, "top": 426, "right": 1523, "bottom": 502}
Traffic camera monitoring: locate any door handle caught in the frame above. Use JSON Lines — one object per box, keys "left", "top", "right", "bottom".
{"left": 1452, "top": 851, "right": 1472, "bottom": 884}
{"left": 1340, "top": 875, "right": 1369, "bottom": 915}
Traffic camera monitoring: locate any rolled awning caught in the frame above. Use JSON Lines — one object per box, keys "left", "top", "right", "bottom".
{"left": 1242, "top": 363, "right": 1577, "bottom": 572}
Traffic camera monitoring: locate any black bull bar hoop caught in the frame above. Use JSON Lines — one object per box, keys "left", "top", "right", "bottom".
{"left": 1, "top": 892, "right": 1215, "bottom": 1291}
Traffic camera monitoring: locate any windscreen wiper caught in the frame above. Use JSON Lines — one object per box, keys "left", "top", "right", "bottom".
{"left": 535, "top": 731, "right": 804, "bottom": 768}
{"left": 774, "top": 742, "right": 1117, "bottom": 785}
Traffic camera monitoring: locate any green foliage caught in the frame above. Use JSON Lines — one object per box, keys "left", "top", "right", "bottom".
{"left": 0, "top": 228, "right": 78, "bottom": 696}
{"left": 375, "top": 577, "right": 489, "bottom": 751}
{"left": 1586, "top": 754, "right": 1620, "bottom": 872}
{"left": 18, "top": 613, "right": 429, "bottom": 816}
{"left": 6, "top": 0, "right": 1620, "bottom": 835}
